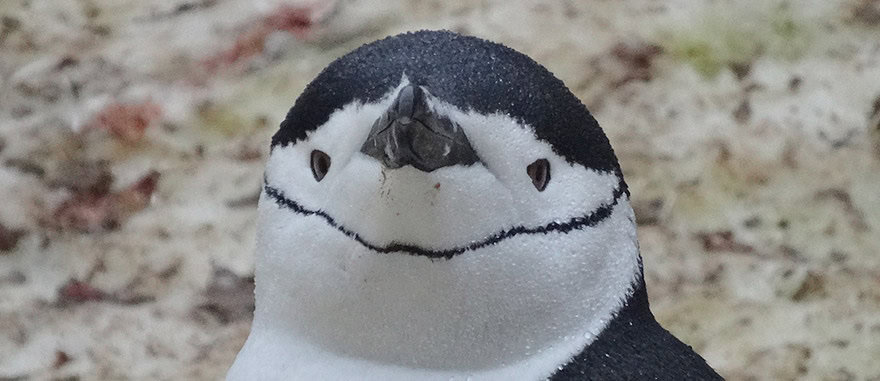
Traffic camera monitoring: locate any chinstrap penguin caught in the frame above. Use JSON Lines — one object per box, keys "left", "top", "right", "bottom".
{"left": 228, "top": 30, "right": 722, "bottom": 380}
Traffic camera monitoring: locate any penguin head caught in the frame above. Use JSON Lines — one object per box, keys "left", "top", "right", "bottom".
{"left": 265, "top": 30, "right": 628, "bottom": 256}
{"left": 253, "top": 30, "right": 642, "bottom": 373}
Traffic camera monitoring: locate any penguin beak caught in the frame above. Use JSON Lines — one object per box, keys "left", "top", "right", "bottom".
{"left": 359, "top": 85, "right": 479, "bottom": 172}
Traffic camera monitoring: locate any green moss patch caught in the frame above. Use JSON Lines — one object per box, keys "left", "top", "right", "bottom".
{"left": 661, "top": 3, "right": 816, "bottom": 78}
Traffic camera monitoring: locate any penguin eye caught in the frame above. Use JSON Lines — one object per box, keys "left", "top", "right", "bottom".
{"left": 526, "top": 159, "right": 550, "bottom": 192}
{"left": 310, "top": 150, "right": 331, "bottom": 182}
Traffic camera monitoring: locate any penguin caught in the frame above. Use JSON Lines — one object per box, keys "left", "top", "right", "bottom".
{"left": 227, "top": 30, "right": 722, "bottom": 380}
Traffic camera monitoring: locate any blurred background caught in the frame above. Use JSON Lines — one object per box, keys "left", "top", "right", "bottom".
{"left": 1, "top": 0, "right": 878, "bottom": 379}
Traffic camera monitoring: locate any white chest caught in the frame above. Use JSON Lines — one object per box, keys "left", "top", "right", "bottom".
{"left": 227, "top": 195, "right": 640, "bottom": 380}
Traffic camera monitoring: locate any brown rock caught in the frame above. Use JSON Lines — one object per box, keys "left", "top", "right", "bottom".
{"left": 0, "top": 223, "right": 27, "bottom": 252}
{"left": 196, "top": 268, "right": 255, "bottom": 324}
{"left": 791, "top": 271, "right": 827, "bottom": 302}
{"left": 48, "top": 171, "right": 160, "bottom": 233}
{"left": 696, "top": 230, "right": 754, "bottom": 253}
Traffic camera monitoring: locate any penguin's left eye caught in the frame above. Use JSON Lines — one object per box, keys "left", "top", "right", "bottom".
{"left": 310, "top": 150, "right": 331, "bottom": 182}
{"left": 526, "top": 158, "right": 550, "bottom": 192}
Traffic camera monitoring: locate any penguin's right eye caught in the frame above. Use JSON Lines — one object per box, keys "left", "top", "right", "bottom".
{"left": 526, "top": 158, "right": 550, "bottom": 192}
{"left": 310, "top": 150, "right": 331, "bottom": 182}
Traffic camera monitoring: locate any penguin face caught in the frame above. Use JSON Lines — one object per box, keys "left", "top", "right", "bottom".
{"left": 266, "top": 78, "right": 624, "bottom": 259}
{"left": 249, "top": 31, "right": 641, "bottom": 373}
{"left": 263, "top": 78, "right": 626, "bottom": 257}
{"left": 264, "top": 28, "right": 629, "bottom": 258}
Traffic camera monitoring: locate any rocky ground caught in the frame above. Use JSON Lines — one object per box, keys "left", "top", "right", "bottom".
{"left": 1, "top": 0, "right": 879, "bottom": 379}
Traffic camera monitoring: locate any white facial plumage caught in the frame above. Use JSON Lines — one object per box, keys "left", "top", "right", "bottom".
{"left": 228, "top": 79, "right": 642, "bottom": 380}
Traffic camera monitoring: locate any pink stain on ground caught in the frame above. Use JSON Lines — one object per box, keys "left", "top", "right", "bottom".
{"left": 88, "top": 101, "right": 162, "bottom": 144}
{"left": 58, "top": 280, "right": 106, "bottom": 304}
{"left": 202, "top": 5, "right": 315, "bottom": 73}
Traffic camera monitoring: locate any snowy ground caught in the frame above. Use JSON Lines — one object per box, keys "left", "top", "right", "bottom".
{"left": 1, "top": 0, "right": 879, "bottom": 379}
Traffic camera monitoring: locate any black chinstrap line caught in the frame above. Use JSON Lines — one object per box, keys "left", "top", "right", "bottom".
{"left": 263, "top": 179, "right": 628, "bottom": 260}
